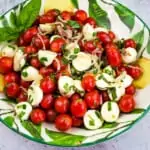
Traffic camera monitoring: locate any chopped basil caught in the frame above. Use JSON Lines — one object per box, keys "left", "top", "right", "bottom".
{"left": 67, "top": 20, "right": 81, "bottom": 29}
{"left": 40, "top": 57, "right": 48, "bottom": 64}
{"left": 93, "top": 32, "right": 97, "bottom": 36}
{"left": 93, "top": 68, "right": 98, "bottom": 75}
{"left": 50, "top": 73, "right": 56, "bottom": 81}
{"left": 18, "top": 112, "right": 25, "bottom": 119}
{"left": 74, "top": 48, "right": 80, "bottom": 54}
{"left": 63, "top": 83, "right": 70, "bottom": 94}
{"left": 108, "top": 101, "right": 112, "bottom": 111}
{"left": 109, "top": 88, "right": 117, "bottom": 100}
{"left": 116, "top": 39, "right": 125, "bottom": 49}
{"left": 22, "top": 71, "right": 28, "bottom": 77}
{"left": 69, "top": 55, "right": 77, "bottom": 60}
{"left": 89, "top": 119, "right": 95, "bottom": 126}
{"left": 95, "top": 111, "right": 101, "bottom": 118}
{"left": 62, "top": 57, "right": 69, "bottom": 64}
{"left": 8, "top": 45, "right": 15, "bottom": 49}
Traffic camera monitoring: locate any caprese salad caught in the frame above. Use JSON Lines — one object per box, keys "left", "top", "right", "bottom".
{"left": 0, "top": 9, "right": 143, "bottom": 131}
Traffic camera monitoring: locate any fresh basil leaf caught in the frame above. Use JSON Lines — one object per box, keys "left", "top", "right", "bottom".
{"left": 71, "top": 0, "right": 79, "bottom": 8}
{"left": 131, "top": 108, "right": 145, "bottom": 114}
{"left": 102, "top": 122, "right": 118, "bottom": 128}
{"left": 108, "top": 101, "right": 112, "bottom": 111}
{"left": 9, "top": 11, "right": 17, "bottom": 27}
{"left": 68, "top": 20, "right": 81, "bottom": 29}
{"left": 21, "top": 71, "right": 28, "bottom": 77}
{"left": 146, "top": 37, "right": 150, "bottom": 54}
{"left": 114, "top": 4, "right": 135, "bottom": 30}
{"left": 3, "top": 116, "right": 14, "bottom": 127}
{"left": 16, "top": 0, "right": 41, "bottom": 30}
{"left": 88, "top": 0, "right": 111, "bottom": 29}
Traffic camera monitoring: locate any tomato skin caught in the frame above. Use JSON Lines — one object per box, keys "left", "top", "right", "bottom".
{"left": 50, "top": 38, "right": 66, "bottom": 53}
{"left": 84, "top": 41, "right": 96, "bottom": 53}
{"left": 20, "top": 80, "right": 31, "bottom": 89}
{"left": 75, "top": 10, "right": 87, "bottom": 22}
{"left": 39, "top": 15, "right": 55, "bottom": 24}
{"left": 39, "top": 67, "right": 54, "bottom": 77}
{"left": 32, "top": 35, "right": 50, "bottom": 49}
{"left": 56, "top": 67, "right": 71, "bottom": 80}
{"left": 85, "top": 17, "right": 96, "bottom": 27}
{"left": 6, "top": 83, "right": 20, "bottom": 98}
{"left": 18, "top": 35, "right": 28, "bottom": 47}
{"left": 126, "top": 65, "right": 143, "bottom": 79}
{"left": 0, "top": 57, "right": 13, "bottom": 74}
{"left": 70, "top": 93, "right": 81, "bottom": 101}
{"left": 24, "top": 46, "right": 38, "bottom": 54}
{"left": 81, "top": 75, "right": 96, "bottom": 92}
{"left": 105, "top": 43, "right": 122, "bottom": 67}
{"left": 61, "top": 11, "right": 72, "bottom": 21}
{"left": 72, "top": 116, "right": 83, "bottom": 127}
{"left": 40, "top": 94, "right": 54, "bottom": 109}
{"left": 30, "top": 57, "right": 42, "bottom": 68}
{"left": 116, "top": 66, "right": 127, "bottom": 76}
{"left": 124, "top": 39, "right": 136, "bottom": 48}
{"left": 126, "top": 85, "right": 136, "bottom": 95}
{"left": 23, "top": 27, "right": 38, "bottom": 43}
{"left": 30, "top": 109, "right": 46, "bottom": 125}
{"left": 108, "top": 31, "right": 116, "bottom": 40}
{"left": 101, "top": 91, "right": 109, "bottom": 102}
{"left": 46, "top": 9, "right": 60, "bottom": 17}
{"left": 46, "top": 109, "right": 57, "bottom": 122}
{"left": 84, "top": 90, "right": 102, "bottom": 109}
{"left": 119, "top": 95, "right": 135, "bottom": 113}
{"left": 40, "top": 77, "right": 56, "bottom": 94}
{"left": 97, "top": 32, "right": 112, "bottom": 45}
{"left": 4, "top": 72, "right": 20, "bottom": 84}
{"left": 70, "top": 99, "right": 87, "bottom": 118}
{"left": 17, "top": 89, "right": 28, "bottom": 102}
{"left": 54, "top": 96, "right": 69, "bottom": 113}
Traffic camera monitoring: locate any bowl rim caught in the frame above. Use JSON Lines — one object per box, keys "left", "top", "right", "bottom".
{"left": 0, "top": 0, "right": 150, "bottom": 147}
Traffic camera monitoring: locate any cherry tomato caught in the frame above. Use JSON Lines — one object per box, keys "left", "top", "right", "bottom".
{"left": 40, "top": 94, "right": 54, "bottom": 109}
{"left": 102, "top": 91, "right": 109, "bottom": 102}
{"left": 0, "top": 57, "right": 13, "bottom": 74}
{"left": 52, "top": 56, "right": 66, "bottom": 71}
{"left": 32, "top": 35, "right": 50, "bottom": 49}
{"left": 126, "top": 85, "right": 136, "bottom": 95}
{"left": 39, "top": 67, "right": 54, "bottom": 77}
{"left": 40, "top": 77, "right": 56, "bottom": 94}
{"left": 126, "top": 65, "right": 143, "bottom": 79}
{"left": 105, "top": 43, "right": 122, "bottom": 67}
{"left": 23, "top": 27, "right": 38, "bottom": 43}
{"left": 124, "top": 39, "right": 136, "bottom": 48}
{"left": 24, "top": 46, "right": 38, "bottom": 55}
{"left": 84, "top": 40, "right": 96, "bottom": 53}
{"left": 30, "top": 57, "right": 41, "bottom": 68}
{"left": 61, "top": 11, "right": 72, "bottom": 21}
{"left": 17, "top": 89, "right": 28, "bottom": 102}
{"left": 30, "top": 108, "right": 46, "bottom": 124}
{"left": 70, "top": 93, "right": 81, "bottom": 101}
{"left": 4, "top": 72, "right": 20, "bottom": 84}
{"left": 6, "top": 83, "right": 20, "bottom": 98}
{"left": 108, "top": 31, "right": 116, "bottom": 40}
{"left": 17, "top": 35, "right": 28, "bottom": 46}
{"left": 20, "top": 80, "right": 31, "bottom": 89}
{"left": 116, "top": 66, "right": 127, "bottom": 76}
{"left": 70, "top": 99, "right": 87, "bottom": 118}
{"left": 54, "top": 96, "right": 69, "bottom": 113}
{"left": 55, "top": 114, "right": 72, "bottom": 131}
{"left": 75, "top": 10, "right": 87, "bottom": 22}
{"left": 97, "top": 32, "right": 112, "bottom": 45}
{"left": 84, "top": 90, "right": 102, "bottom": 109}
{"left": 39, "top": 15, "right": 55, "bottom": 24}
{"left": 46, "top": 9, "right": 60, "bottom": 17}
{"left": 50, "top": 38, "right": 66, "bottom": 53}
{"left": 46, "top": 109, "right": 57, "bottom": 122}
{"left": 56, "top": 67, "right": 71, "bottom": 79}
{"left": 119, "top": 95, "right": 135, "bottom": 113}
{"left": 72, "top": 116, "right": 83, "bottom": 127}
{"left": 81, "top": 75, "right": 96, "bottom": 92}
{"left": 85, "top": 17, "right": 96, "bottom": 27}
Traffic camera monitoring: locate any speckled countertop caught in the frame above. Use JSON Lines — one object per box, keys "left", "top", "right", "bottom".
{"left": 0, "top": 0, "right": 150, "bottom": 150}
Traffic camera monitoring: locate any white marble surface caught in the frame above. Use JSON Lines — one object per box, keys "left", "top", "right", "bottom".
{"left": 0, "top": 0, "right": 150, "bottom": 150}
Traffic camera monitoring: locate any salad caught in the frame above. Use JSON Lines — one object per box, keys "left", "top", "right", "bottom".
{"left": 0, "top": 9, "right": 143, "bottom": 131}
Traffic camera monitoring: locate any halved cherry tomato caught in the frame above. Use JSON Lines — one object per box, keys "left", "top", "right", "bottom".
{"left": 55, "top": 114, "right": 72, "bottom": 131}
{"left": 61, "top": 11, "right": 72, "bottom": 21}
{"left": 119, "top": 94, "right": 135, "bottom": 113}
{"left": 30, "top": 108, "right": 46, "bottom": 124}
{"left": 85, "top": 17, "right": 96, "bottom": 27}
{"left": 84, "top": 90, "right": 102, "bottom": 109}
{"left": 30, "top": 57, "right": 42, "bottom": 68}
{"left": 70, "top": 99, "right": 87, "bottom": 118}
{"left": 75, "top": 10, "right": 87, "bottom": 22}
{"left": 105, "top": 43, "right": 122, "bottom": 67}
{"left": 97, "top": 32, "right": 112, "bottom": 45}
{"left": 4, "top": 72, "right": 20, "bottom": 84}
{"left": 72, "top": 116, "right": 83, "bottom": 127}
{"left": 24, "top": 46, "right": 38, "bottom": 55}
{"left": 50, "top": 38, "right": 66, "bottom": 53}
{"left": 17, "top": 89, "right": 28, "bottom": 102}
{"left": 56, "top": 67, "right": 71, "bottom": 79}
{"left": 101, "top": 91, "right": 109, "bottom": 102}
{"left": 126, "top": 85, "right": 136, "bottom": 95}
{"left": 39, "top": 67, "right": 54, "bottom": 77}
{"left": 20, "top": 80, "right": 31, "bottom": 89}
{"left": 116, "top": 66, "right": 127, "bottom": 76}
{"left": 124, "top": 39, "right": 136, "bottom": 48}
{"left": 39, "top": 15, "right": 55, "bottom": 24}
{"left": 84, "top": 40, "right": 96, "bottom": 53}
{"left": 0, "top": 57, "right": 13, "bottom": 74}
{"left": 17, "top": 34, "right": 28, "bottom": 46}
{"left": 108, "top": 31, "right": 116, "bottom": 40}
{"left": 40, "top": 77, "right": 56, "bottom": 94}
{"left": 6, "top": 82, "right": 20, "bottom": 98}
{"left": 81, "top": 74, "right": 96, "bottom": 92}
{"left": 46, "top": 109, "right": 57, "bottom": 122}
{"left": 70, "top": 93, "right": 81, "bottom": 101}
{"left": 46, "top": 9, "right": 60, "bottom": 17}
{"left": 54, "top": 96, "right": 69, "bottom": 113}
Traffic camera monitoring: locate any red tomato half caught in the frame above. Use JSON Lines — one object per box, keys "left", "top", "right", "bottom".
{"left": 4, "top": 72, "right": 20, "bottom": 84}
{"left": 75, "top": 10, "right": 87, "bottom": 22}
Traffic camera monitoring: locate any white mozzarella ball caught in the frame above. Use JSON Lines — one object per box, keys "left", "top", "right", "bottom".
{"left": 1, "top": 45, "right": 16, "bottom": 57}
{"left": 39, "top": 23, "right": 55, "bottom": 34}
{"left": 74, "top": 80, "right": 85, "bottom": 95}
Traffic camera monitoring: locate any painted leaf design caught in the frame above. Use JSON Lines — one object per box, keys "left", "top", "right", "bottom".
{"left": 3, "top": 116, "right": 14, "bottom": 127}
{"left": 102, "top": 122, "right": 118, "bottom": 128}
{"left": 132, "top": 29, "right": 144, "bottom": 51}
{"left": 114, "top": 4, "right": 135, "bottom": 31}
{"left": 146, "top": 37, "right": 150, "bottom": 54}
{"left": 71, "top": 0, "right": 79, "bottom": 8}
{"left": 88, "top": 0, "right": 111, "bottom": 29}
{"left": 131, "top": 108, "right": 145, "bottom": 114}
{"left": 46, "top": 129, "right": 86, "bottom": 146}
{"left": 21, "top": 121, "right": 42, "bottom": 139}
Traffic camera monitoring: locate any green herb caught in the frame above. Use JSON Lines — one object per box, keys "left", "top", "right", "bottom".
{"left": 67, "top": 20, "right": 81, "bottom": 29}
{"left": 62, "top": 57, "right": 69, "bottom": 64}
{"left": 93, "top": 32, "right": 97, "bottom": 36}
{"left": 102, "top": 122, "right": 118, "bottom": 128}
{"left": 8, "top": 45, "right": 15, "bottom": 49}
{"left": 116, "top": 39, "right": 125, "bottom": 49}
{"left": 40, "top": 57, "right": 48, "bottom": 65}
{"left": 63, "top": 83, "right": 70, "bottom": 94}
{"left": 131, "top": 108, "right": 145, "bottom": 114}
{"left": 109, "top": 88, "right": 117, "bottom": 101}
{"left": 95, "top": 111, "right": 101, "bottom": 118}
{"left": 50, "top": 73, "right": 56, "bottom": 81}
{"left": 74, "top": 48, "right": 80, "bottom": 54}
{"left": 89, "top": 119, "right": 95, "bottom": 126}
{"left": 3, "top": 116, "right": 14, "bottom": 127}
{"left": 69, "top": 55, "right": 77, "bottom": 60}
{"left": 22, "top": 71, "right": 28, "bottom": 77}
{"left": 93, "top": 68, "right": 98, "bottom": 75}
{"left": 108, "top": 101, "right": 112, "bottom": 111}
